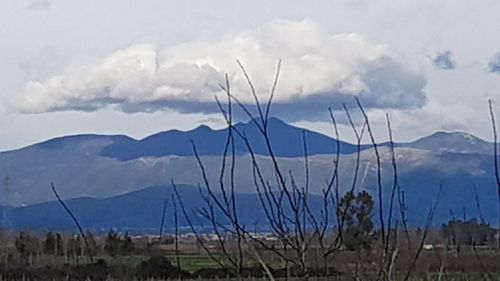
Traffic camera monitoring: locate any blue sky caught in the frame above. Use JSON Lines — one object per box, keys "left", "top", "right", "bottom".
{"left": 2, "top": 0, "right": 500, "bottom": 150}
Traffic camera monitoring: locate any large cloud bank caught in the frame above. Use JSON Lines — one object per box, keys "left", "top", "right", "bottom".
{"left": 11, "top": 20, "right": 427, "bottom": 119}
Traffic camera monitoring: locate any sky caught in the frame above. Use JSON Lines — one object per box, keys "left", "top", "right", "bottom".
{"left": 2, "top": 0, "right": 500, "bottom": 150}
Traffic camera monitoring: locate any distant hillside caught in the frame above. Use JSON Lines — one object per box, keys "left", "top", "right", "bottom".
{"left": 99, "top": 117, "right": 359, "bottom": 160}
{"left": 1, "top": 184, "right": 323, "bottom": 232}
{"left": 1, "top": 181, "right": 498, "bottom": 232}
{"left": 395, "top": 131, "right": 492, "bottom": 155}
{"left": 0, "top": 117, "right": 497, "bottom": 213}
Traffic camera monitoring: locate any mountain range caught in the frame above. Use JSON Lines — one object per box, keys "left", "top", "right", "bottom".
{"left": 99, "top": 117, "right": 359, "bottom": 160}
{"left": 0, "top": 117, "right": 498, "bottom": 231}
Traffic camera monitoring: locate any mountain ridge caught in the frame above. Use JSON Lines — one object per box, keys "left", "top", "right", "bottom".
{"left": 15, "top": 117, "right": 494, "bottom": 160}
{"left": 2, "top": 182, "right": 496, "bottom": 232}
{"left": 0, "top": 117, "right": 496, "bottom": 208}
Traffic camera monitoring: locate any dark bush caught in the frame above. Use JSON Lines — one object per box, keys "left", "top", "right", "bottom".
{"left": 136, "top": 255, "right": 189, "bottom": 279}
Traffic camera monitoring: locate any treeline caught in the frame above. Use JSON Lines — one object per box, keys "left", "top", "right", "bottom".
{"left": 10, "top": 229, "right": 143, "bottom": 266}
{"left": 441, "top": 219, "right": 497, "bottom": 248}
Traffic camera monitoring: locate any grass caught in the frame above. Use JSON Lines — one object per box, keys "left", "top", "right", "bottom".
{"left": 164, "top": 254, "right": 220, "bottom": 272}
{"left": 61, "top": 254, "right": 220, "bottom": 272}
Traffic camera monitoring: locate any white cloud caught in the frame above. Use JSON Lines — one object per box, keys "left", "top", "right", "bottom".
{"left": 11, "top": 19, "right": 427, "bottom": 120}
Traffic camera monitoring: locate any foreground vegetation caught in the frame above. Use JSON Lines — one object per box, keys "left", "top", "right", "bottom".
{"left": 1, "top": 227, "right": 500, "bottom": 280}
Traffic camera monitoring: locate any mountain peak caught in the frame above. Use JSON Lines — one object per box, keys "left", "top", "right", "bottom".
{"left": 405, "top": 130, "right": 489, "bottom": 154}
{"left": 192, "top": 124, "right": 212, "bottom": 132}
{"left": 237, "top": 117, "right": 287, "bottom": 127}
{"left": 426, "top": 131, "right": 484, "bottom": 143}
{"left": 267, "top": 116, "right": 287, "bottom": 125}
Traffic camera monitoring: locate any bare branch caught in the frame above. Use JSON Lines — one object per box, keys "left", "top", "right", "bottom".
{"left": 488, "top": 99, "right": 500, "bottom": 250}
{"left": 50, "top": 182, "right": 94, "bottom": 263}
{"left": 355, "top": 97, "right": 386, "bottom": 245}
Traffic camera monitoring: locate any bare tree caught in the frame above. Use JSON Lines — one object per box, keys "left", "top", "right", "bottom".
{"left": 172, "top": 61, "right": 443, "bottom": 281}
{"left": 488, "top": 99, "right": 500, "bottom": 250}
{"left": 50, "top": 182, "right": 94, "bottom": 263}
